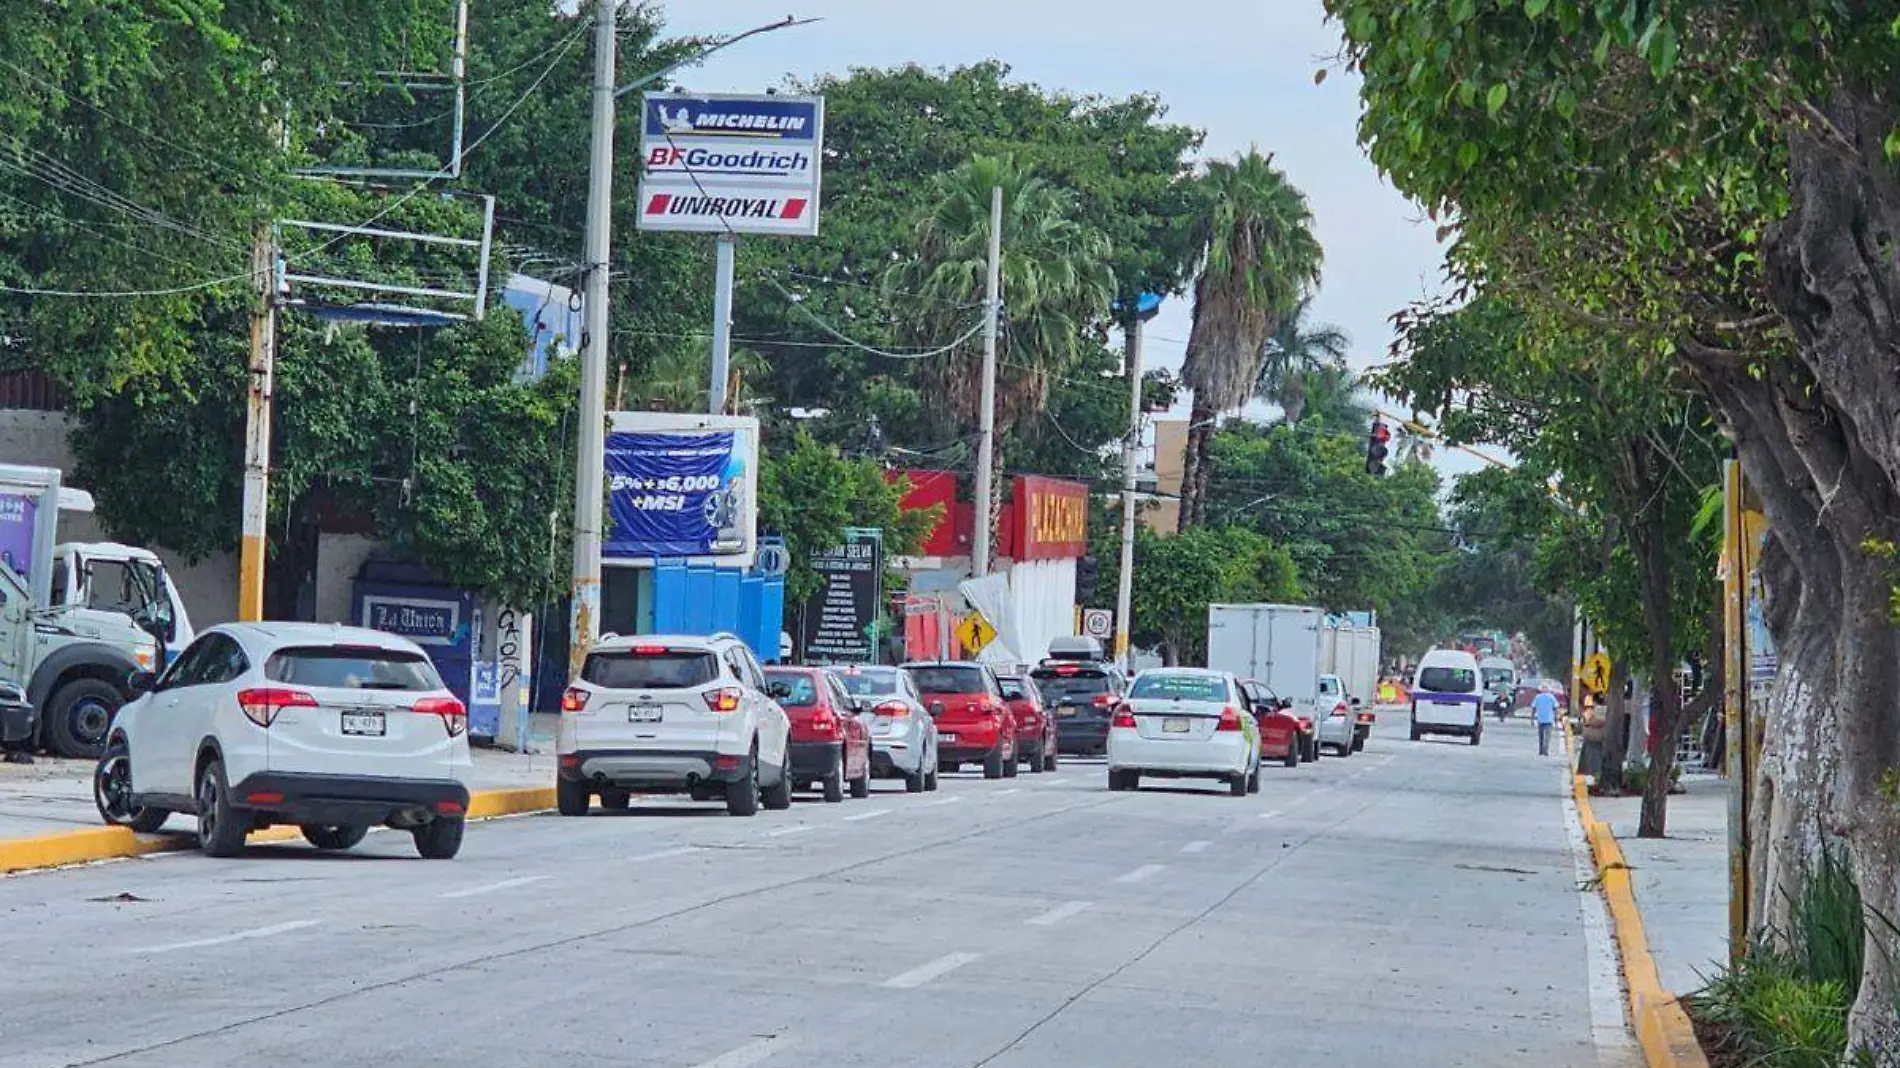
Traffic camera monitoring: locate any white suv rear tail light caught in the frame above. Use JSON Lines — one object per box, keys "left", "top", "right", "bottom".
{"left": 237, "top": 687, "right": 317, "bottom": 728}
{"left": 703, "top": 686, "right": 744, "bottom": 713}
{"left": 561, "top": 686, "right": 590, "bottom": 713}
{"left": 415, "top": 695, "right": 467, "bottom": 737}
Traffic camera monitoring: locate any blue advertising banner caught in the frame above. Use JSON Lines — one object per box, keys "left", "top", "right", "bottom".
{"left": 604, "top": 430, "right": 751, "bottom": 559}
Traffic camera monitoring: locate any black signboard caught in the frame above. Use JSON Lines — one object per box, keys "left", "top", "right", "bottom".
{"left": 800, "top": 527, "right": 882, "bottom": 663}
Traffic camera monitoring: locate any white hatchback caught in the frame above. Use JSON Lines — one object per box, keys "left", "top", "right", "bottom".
{"left": 1106, "top": 668, "right": 1261, "bottom": 796}
{"left": 95, "top": 623, "right": 473, "bottom": 859}
{"left": 556, "top": 633, "right": 793, "bottom": 817}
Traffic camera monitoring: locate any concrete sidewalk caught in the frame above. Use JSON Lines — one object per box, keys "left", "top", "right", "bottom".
{"left": 1589, "top": 773, "right": 1730, "bottom": 997}
{"left": 0, "top": 712, "right": 563, "bottom": 843}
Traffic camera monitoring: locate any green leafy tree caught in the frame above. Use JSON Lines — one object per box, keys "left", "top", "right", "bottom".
{"left": 1257, "top": 294, "right": 1350, "bottom": 424}
{"left": 757, "top": 433, "right": 938, "bottom": 608}
{"left": 1095, "top": 525, "right": 1303, "bottom": 666}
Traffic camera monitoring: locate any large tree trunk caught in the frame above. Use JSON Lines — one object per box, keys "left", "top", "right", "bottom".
{"left": 1177, "top": 399, "right": 1216, "bottom": 531}
{"left": 1598, "top": 659, "right": 1632, "bottom": 793}
{"left": 1630, "top": 496, "right": 1684, "bottom": 838}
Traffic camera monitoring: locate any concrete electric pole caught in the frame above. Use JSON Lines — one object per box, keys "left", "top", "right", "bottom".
{"left": 1114, "top": 317, "right": 1144, "bottom": 669}
{"left": 569, "top": 0, "right": 617, "bottom": 680}
{"left": 237, "top": 224, "right": 277, "bottom": 622}
{"left": 970, "top": 184, "right": 1003, "bottom": 577}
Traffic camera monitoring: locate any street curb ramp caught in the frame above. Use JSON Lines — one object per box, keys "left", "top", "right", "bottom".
{"left": 0, "top": 785, "right": 557, "bottom": 876}
{"left": 1567, "top": 724, "right": 1710, "bottom": 1068}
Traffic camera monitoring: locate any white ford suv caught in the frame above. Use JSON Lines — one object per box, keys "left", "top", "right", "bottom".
{"left": 556, "top": 633, "right": 792, "bottom": 817}
{"left": 94, "top": 623, "right": 473, "bottom": 859}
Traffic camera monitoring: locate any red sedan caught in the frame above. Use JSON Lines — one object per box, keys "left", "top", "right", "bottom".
{"left": 903, "top": 661, "right": 1019, "bottom": 780}
{"left": 1242, "top": 679, "right": 1303, "bottom": 767}
{"left": 998, "top": 673, "right": 1058, "bottom": 773}
{"left": 764, "top": 667, "right": 872, "bottom": 802}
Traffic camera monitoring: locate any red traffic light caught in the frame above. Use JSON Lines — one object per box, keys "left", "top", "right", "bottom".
{"left": 1370, "top": 419, "right": 1391, "bottom": 444}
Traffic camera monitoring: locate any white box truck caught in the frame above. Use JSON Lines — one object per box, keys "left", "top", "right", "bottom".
{"left": 1207, "top": 603, "right": 1324, "bottom": 761}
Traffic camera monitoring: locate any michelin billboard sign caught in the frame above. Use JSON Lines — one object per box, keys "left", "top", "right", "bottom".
{"left": 637, "top": 93, "right": 825, "bottom": 237}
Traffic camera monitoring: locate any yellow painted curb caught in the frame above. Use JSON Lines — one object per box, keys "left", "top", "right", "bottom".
{"left": 0, "top": 784, "right": 556, "bottom": 876}
{"left": 1573, "top": 767, "right": 1711, "bottom": 1068}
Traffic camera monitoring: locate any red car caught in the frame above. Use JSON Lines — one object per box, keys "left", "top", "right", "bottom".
{"left": 764, "top": 667, "right": 872, "bottom": 802}
{"left": 903, "top": 660, "right": 1019, "bottom": 780}
{"left": 998, "top": 674, "right": 1058, "bottom": 773}
{"left": 1242, "top": 680, "right": 1303, "bottom": 768}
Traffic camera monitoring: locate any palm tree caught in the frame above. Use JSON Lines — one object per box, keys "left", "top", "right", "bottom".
{"left": 1177, "top": 151, "right": 1322, "bottom": 530}
{"left": 1257, "top": 295, "right": 1350, "bottom": 424}
{"left": 885, "top": 155, "right": 1115, "bottom": 537}
{"left": 1291, "top": 362, "right": 1375, "bottom": 428}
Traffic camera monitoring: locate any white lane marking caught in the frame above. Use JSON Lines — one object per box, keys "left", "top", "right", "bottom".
{"left": 766, "top": 825, "right": 813, "bottom": 837}
{"left": 1115, "top": 863, "right": 1166, "bottom": 884}
{"left": 1257, "top": 809, "right": 1285, "bottom": 821}
{"left": 132, "top": 920, "right": 318, "bottom": 955}
{"left": 1564, "top": 769, "right": 1639, "bottom": 1066}
{"left": 925, "top": 795, "right": 963, "bottom": 807}
{"left": 630, "top": 846, "right": 701, "bottom": 862}
{"left": 993, "top": 788, "right": 1021, "bottom": 796}
{"left": 1025, "top": 900, "right": 1092, "bottom": 927}
{"left": 439, "top": 874, "right": 551, "bottom": 899}
{"left": 1181, "top": 840, "right": 1210, "bottom": 854}
{"left": 843, "top": 808, "right": 892, "bottom": 822}
{"left": 882, "top": 951, "right": 982, "bottom": 989}
{"left": 689, "top": 1035, "right": 796, "bottom": 1068}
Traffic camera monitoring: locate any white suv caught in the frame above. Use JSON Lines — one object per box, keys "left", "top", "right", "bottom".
{"left": 556, "top": 633, "right": 792, "bottom": 817}
{"left": 94, "top": 623, "right": 473, "bottom": 859}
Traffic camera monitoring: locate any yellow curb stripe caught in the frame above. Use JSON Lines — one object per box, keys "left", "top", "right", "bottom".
{"left": 0, "top": 785, "right": 556, "bottom": 876}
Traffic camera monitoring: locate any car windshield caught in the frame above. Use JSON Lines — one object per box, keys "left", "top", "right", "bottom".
{"left": 1130, "top": 673, "right": 1228, "bottom": 702}
{"left": 1030, "top": 668, "right": 1112, "bottom": 703}
{"left": 836, "top": 670, "right": 898, "bottom": 697}
{"left": 1419, "top": 666, "right": 1478, "bottom": 692}
{"left": 1319, "top": 677, "right": 1341, "bottom": 695}
{"left": 998, "top": 677, "right": 1028, "bottom": 700}
{"left": 583, "top": 649, "right": 718, "bottom": 689}
{"left": 906, "top": 665, "right": 987, "bottom": 694}
{"left": 266, "top": 647, "right": 439, "bottom": 691}
{"left": 763, "top": 670, "right": 819, "bottom": 707}
{"left": 1483, "top": 669, "right": 1514, "bottom": 687}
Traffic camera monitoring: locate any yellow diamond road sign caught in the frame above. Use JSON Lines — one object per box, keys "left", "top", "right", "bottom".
{"left": 1581, "top": 652, "right": 1612, "bottom": 695}
{"left": 955, "top": 612, "right": 997, "bottom": 655}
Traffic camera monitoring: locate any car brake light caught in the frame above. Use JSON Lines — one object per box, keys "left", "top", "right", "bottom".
{"left": 1091, "top": 693, "right": 1116, "bottom": 708}
{"left": 810, "top": 708, "right": 838, "bottom": 738}
{"left": 236, "top": 687, "right": 316, "bottom": 728}
{"left": 875, "top": 701, "right": 910, "bottom": 718}
{"left": 1217, "top": 706, "right": 1243, "bottom": 732}
{"left": 561, "top": 686, "right": 590, "bottom": 713}
{"left": 703, "top": 686, "right": 743, "bottom": 713}
{"left": 633, "top": 645, "right": 669, "bottom": 655}
{"left": 1111, "top": 706, "right": 1136, "bottom": 729}
{"left": 1055, "top": 665, "right": 1079, "bottom": 675}
{"left": 415, "top": 695, "right": 468, "bottom": 737}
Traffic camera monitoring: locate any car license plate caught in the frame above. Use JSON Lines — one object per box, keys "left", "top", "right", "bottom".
{"left": 939, "top": 733, "right": 957, "bottom": 744}
{"left": 1163, "top": 718, "right": 1190, "bottom": 733}
{"left": 1057, "top": 705, "right": 1078, "bottom": 717}
{"left": 341, "top": 710, "right": 385, "bottom": 737}
{"left": 628, "top": 705, "right": 662, "bottom": 723}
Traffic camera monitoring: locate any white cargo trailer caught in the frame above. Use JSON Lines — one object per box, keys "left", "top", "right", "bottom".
{"left": 1207, "top": 603, "right": 1325, "bottom": 725}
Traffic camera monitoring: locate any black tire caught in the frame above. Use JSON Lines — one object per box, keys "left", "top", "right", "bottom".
{"left": 1024, "top": 742, "right": 1044, "bottom": 773}
{"left": 761, "top": 755, "right": 794, "bottom": 811}
{"left": 195, "top": 759, "right": 248, "bottom": 858}
{"left": 94, "top": 739, "right": 169, "bottom": 833}
{"left": 1281, "top": 743, "right": 1299, "bottom": 769}
{"left": 822, "top": 756, "right": 845, "bottom": 803}
{"left": 1043, "top": 747, "right": 1058, "bottom": 772}
{"left": 1470, "top": 731, "right": 1482, "bottom": 747}
{"left": 1229, "top": 771, "right": 1248, "bottom": 797}
{"left": 599, "top": 788, "right": 631, "bottom": 811}
{"left": 302, "top": 824, "right": 368, "bottom": 851}
{"left": 1107, "top": 769, "right": 1125, "bottom": 791}
{"left": 413, "top": 817, "right": 463, "bottom": 859}
{"left": 925, "top": 768, "right": 939, "bottom": 792}
{"left": 1352, "top": 735, "right": 1367, "bottom": 754}
{"left": 904, "top": 764, "right": 926, "bottom": 793}
{"left": 1124, "top": 770, "right": 1140, "bottom": 791}
{"left": 557, "top": 776, "right": 590, "bottom": 817}
{"left": 1409, "top": 725, "right": 1423, "bottom": 742}
{"left": 1247, "top": 765, "right": 1261, "bottom": 794}
{"left": 45, "top": 678, "right": 123, "bottom": 759}
{"left": 1336, "top": 740, "right": 1353, "bottom": 758}
{"left": 849, "top": 753, "right": 872, "bottom": 799}
{"left": 1002, "top": 744, "right": 1020, "bottom": 778}
{"left": 727, "top": 747, "right": 762, "bottom": 816}
{"left": 982, "top": 746, "right": 1004, "bottom": 780}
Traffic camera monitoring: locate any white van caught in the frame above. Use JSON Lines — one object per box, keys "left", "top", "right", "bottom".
{"left": 1409, "top": 649, "right": 1484, "bottom": 745}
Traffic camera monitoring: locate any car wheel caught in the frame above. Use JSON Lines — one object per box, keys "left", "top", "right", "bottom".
{"left": 1228, "top": 770, "right": 1249, "bottom": 797}
{"left": 1281, "top": 743, "right": 1299, "bottom": 769}
{"left": 1002, "top": 748, "right": 1019, "bottom": 778}
{"left": 557, "top": 776, "right": 590, "bottom": 817}
{"left": 1247, "top": 765, "right": 1261, "bottom": 794}
{"left": 46, "top": 678, "right": 123, "bottom": 759}
{"left": 1409, "top": 725, "right": 1422, "bottom": 741}
{"left": 904, "top": 765, "right": 926, "bottom": 793}
{"left": 1470, "top": 731, "right": 1482, "bottom": 747}
{"left": 195, "top": 759, "right": 248, "bottom": 858}
{"left": 413, "top": 817, "right": 463, "bottom": 860}
{"left": 1352, "top": 736, "right": 1366, "bottom": 753}
{"left": 822, "top": 757, "right": 845, "bottom": 803}
{"left": 94, "top": 739, "right": 168, "bottom": 833}
{"left": 1043, "top": 746, "right": 1058, "bottom": 772}
{"left": 761, "top": 758, "right": 794, "bottom": 811}
{"left": 982, "top": 746, "right": 1004, "bottom": 780}
{"left": 1336, "top": 740, "right": 1353, "bottom": 758}
{"left": 849, "top": 753, "right": 872, "bottom": 799}
{"left": 599, "top": 788, "right": 631, "bottom": 811}
{"left": 1024, "top": 741, "right": 1044, "bottom": 773}
{"left": 302, "top": 824, "right": 368, "bottom": 851}
{"left": 1107, "top": 769, "right": 1124, "bottom": 791}
{"left": 924, "top": 767, "right": 939, "bottom": 792}
{"left": 726, "top": 745, "right": 762, "bottom": 817}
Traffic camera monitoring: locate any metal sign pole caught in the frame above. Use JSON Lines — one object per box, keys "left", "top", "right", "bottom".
{"left": 569, "top": 0, "right": 616, "bottom": 681}
{"left": 709, "top": 234, "right": 737, "bottom": 414}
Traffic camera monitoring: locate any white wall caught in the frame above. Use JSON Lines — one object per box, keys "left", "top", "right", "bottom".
{"left": 315, "top": 533, "right": 381, "bottom": 624}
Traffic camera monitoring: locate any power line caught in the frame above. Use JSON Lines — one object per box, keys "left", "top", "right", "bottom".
{"left": 761, "top": 274, "right": 983, "bottom": 360}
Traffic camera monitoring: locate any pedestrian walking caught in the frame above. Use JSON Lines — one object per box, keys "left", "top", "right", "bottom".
{"left": 1531, "top": 689, "right": 1559, "bottom": 756}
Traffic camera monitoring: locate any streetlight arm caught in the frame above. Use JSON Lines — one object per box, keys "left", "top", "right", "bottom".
{"left": 614, "top": 16, "right": 823, "bottom": 99}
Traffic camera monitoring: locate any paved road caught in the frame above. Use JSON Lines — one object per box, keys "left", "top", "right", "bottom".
{"left": 0, "top": 716, "right": 1634, "bottom": 1068}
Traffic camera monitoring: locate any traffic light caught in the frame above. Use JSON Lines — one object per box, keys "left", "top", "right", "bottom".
{"left": 1074, "top": 554, "right": 1100, "bottom": 604}
{"left": 1366, "top": 419, "right": 1391, "bottom": 477}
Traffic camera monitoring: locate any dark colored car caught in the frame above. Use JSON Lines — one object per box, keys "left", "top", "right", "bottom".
{"left": 903, "top": 661, "right": 1018, "bottom": 780}
{"left": 1032, "top": 660, "right": 1127, "bottom": 757}
{"left": 764, "top": 667, "right": 872, "bottom": 802}
{"left": 998, "top": 674, "right": 1057, "bottom": 773}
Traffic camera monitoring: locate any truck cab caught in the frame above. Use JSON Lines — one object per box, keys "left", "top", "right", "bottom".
{"left": 49, "top": 542, "right": 194, "bottom": 663}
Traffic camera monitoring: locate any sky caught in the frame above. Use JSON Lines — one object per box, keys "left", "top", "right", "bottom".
{"left": 656, "top": 0, "right": 1489, "bottom": 481}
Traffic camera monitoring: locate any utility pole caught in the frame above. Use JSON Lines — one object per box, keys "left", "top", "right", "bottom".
{"left": 1114, "top": 316, "right": 1145, "bottom": 670}
{"left": 570, "top": 0, "right": 616, "bottom": 680}
{"left": 971, "top": 184, "right": 1003, "bottom": 576}
{"left": 237, "top": 224, "right": 277, "bottom": 622}
{"left": 708, "top": 234, "right": 736, "bottom": 414}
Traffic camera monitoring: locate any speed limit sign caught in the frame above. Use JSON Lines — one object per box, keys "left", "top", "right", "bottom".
{"left": 1082, "top": 608, "right": 1114, "bottom": 641}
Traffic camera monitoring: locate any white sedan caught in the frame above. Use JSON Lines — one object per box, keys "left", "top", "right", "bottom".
{"left": 1106, "top": 668, "right": 1261, "bottom": 796}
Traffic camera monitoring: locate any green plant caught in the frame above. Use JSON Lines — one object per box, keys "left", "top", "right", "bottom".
{"left": 1788, "top": 845, "right": 1864, "bottom": 993}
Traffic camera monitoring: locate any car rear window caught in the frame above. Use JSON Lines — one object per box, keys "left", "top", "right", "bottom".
{"left": 907, "top": 665, "right": 987, "bottom": 695}
{"left": 583, "top": 649, "right": 718, "bottom": 689}
{"left": 763, "top": 670, "right": 820, "bottom": 707}
{"left": 998, "top": 678, "right": 1029, "bottom": 700}
{"left": 1030, "top": 667, "right": 1111, "bottom": 703}
{"left": 266, "top": 647, "right": 439, "bottom": 691}
{"left": 1419, "top": 666, "right": 1478, "bottom": 692}
{"left": 1130, "top": 673, "right": 1228, "bottom": 702}
{"left": 837, "top": 670, "right": 898, "bottom": 697}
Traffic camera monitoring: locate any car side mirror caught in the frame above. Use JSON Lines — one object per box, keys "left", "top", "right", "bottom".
{"left": 1277, "top": 698, "right": 1293, "bottom": 710}
{"left": 127, "top": 669, "right": 157, "bottom": 695}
